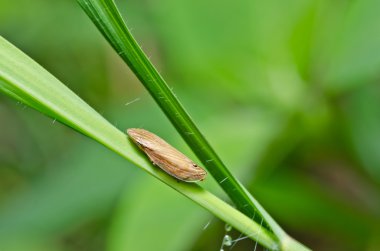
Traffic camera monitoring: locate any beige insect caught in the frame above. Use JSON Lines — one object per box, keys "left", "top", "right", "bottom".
{"left": 127, "top": 128, "right": 207, "bottom": 182}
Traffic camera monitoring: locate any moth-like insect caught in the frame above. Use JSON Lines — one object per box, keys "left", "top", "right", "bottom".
{"left": 127, "top": 128, "right": 207, "bottom": 182}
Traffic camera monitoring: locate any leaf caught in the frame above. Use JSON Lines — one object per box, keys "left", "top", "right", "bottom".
{"left": 0, "top": 36, "right": 280, "bottom": 250}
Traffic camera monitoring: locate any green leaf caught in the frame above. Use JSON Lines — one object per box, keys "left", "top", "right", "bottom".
{"left": 76, "top": 0, "right": 276, "bottom": 234}
{"left": 0, "top": 36, "right": 282, "bottom": 250}
{"left": 74, "top": 0, "right": 311, "bottom": 249}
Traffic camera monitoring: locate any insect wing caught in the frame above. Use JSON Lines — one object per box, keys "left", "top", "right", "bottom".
{"left": 127, "top": 128, "right": 207, "bottom": 182}
{"left": 143, "top": 144, "right": 205, "bottom": 182}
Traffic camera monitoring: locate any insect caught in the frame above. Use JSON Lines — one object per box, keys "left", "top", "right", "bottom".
{"left": 127, "top": 128, "right": 207, "bottom": 182}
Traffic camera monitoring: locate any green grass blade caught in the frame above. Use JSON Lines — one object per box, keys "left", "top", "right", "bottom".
{"left": 76, "top": 2, "right": 312, "bottom": 249}
{"left": 76, "top": 0, "right": 274, "bottom": 231}
{"left": 0, "top": 36, "right": 286, "bottom": 250}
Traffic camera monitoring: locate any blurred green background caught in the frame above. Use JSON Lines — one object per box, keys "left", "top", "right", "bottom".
{"left": 1, "top": 0, "right": 380, "bottom": 250}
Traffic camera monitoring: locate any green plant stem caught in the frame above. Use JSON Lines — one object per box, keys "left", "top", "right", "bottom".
{"left": 77, "top": 0, "right": 269, "bottom": 228}
{"left": 76, "top": 1, "right": 312, "bottom": 250}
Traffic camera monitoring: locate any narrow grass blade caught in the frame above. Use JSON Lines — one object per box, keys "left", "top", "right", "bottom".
{"left": 76, "top": 0, "right": 272, "bottom": 231}
{"left": 76, "top": 2, "right": 313, "bottom": 250}
{"left": 0, "top": 36, "right": 285, "bottom": 250}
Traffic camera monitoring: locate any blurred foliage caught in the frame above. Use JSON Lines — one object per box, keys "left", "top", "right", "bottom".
{"left": 0, "top": 0, "right": 380, "bottom": 250}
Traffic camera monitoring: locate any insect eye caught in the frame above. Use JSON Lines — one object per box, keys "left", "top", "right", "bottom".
{"left": 192, "top": 164, "right": 198, "bottom": 167}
